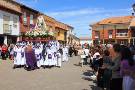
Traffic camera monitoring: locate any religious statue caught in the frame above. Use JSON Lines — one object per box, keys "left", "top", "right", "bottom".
{"left": 35, "top": 15, "right": 47, "bottom": 31}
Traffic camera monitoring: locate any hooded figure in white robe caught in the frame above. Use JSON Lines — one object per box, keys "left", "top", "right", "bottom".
{"left": 21, "top": 45, "right": 26, "bottom": 66}
{"left": 56, "top": 50, "right": 62, "bottom": 67}
{"left": 13, "top": 44, "right": 22, "bottom": 68}
{"left": 35, "top": 46, "right": 42, "bottom": 68}
{"left": 44, "top": 45, "right": 54, "bottom": 66}
{"left": 62, "top": 46, "right": 69, "bottom": 62}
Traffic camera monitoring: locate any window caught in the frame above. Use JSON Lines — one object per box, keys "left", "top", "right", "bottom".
{"left": 95, "top": 31, "right": 100, "bottom": 39}
{"left": 23, "top": 12, "right": 27, "bottom": 25}
{"left": 108, "top": 30, "right": 113, "bottom": 35}
{"left": 13, "top": 17, "right": 17, "bottom": 28}
{"left": 30, "top": 14, "right": 33, "bottom": 24}
{"left": 108, "top": 30, "right": 113, "bottom": 38}
{"left": 58, "top": 30, "right": 60, "bottom": 36}
{"left": 47, "top": 26, "right": 52, "bottom": 31}
{"left": 117, "top": 29, "right": 128, "bottom": 33}
{"left": 116, "top": 29, "right": 128, "bottom": 37}
{"left": 3, "top": 15, "right": 10, "bottom": 33}
{"left": 46, "top": 26, "right": 49, "bottom": 31}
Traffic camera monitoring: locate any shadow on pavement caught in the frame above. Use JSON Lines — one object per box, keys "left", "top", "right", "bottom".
{"left": 82, "top": 89, "right": 88, "bottom": 90}
{"left": 83, "top": 70, "right": 93, "bottom": 76}
{"left": 82, "top": 77, "right": 93, "bottom": 81}
{"left": 82, "top": 70, "right": 101, "bottom": 90}
{"left": 74, "top": 63, "right": 81, "bottom": 67}
{"left": 90, "top": 85, "right": 101, "bottom": 90}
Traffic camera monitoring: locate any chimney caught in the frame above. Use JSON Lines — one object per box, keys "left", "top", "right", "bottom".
{"left": 132, "top": 13, "right": 134, "bottom": 16}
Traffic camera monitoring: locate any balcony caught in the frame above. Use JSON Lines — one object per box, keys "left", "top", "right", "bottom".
{"left": 116, "top": 33, "right": 128, "bottom": 37}
{"left": 108, "top": 35, "right": 113, "bottom": 39}
{"left": 95, "top": 36, "right": 99, "bottom": 39}
{"left": 3, "top": 30, "right": 12, "bottom": 34}
{"left": 3, "top": 24, "right": 12, "bottom": 34}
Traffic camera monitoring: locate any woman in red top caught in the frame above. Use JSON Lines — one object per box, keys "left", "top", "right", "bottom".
{"left": 1, "top": 44, "right": 8, "bottom": 60}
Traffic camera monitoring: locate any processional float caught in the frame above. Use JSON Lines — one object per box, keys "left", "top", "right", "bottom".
{"left": 24, "top": 15, "right": 55, "bottom": 42}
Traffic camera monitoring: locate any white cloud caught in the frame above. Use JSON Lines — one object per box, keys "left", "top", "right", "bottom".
{"left": 46, "top": 8, "right": 132, "bottom": 19}
{"left": 16, "top": 0, "right": 39, "bottom": 3}
{"left": 16, "top": 0, "right": 39, "bottom": 8}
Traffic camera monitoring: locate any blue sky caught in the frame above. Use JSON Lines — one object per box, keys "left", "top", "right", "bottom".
{"left": 17, "top": 0, "right": 134, "bottom": 37}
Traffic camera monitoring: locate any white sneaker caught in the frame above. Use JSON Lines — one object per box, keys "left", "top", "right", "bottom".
{"left": 90, "top": 75, "right": 96, "bottom": 80}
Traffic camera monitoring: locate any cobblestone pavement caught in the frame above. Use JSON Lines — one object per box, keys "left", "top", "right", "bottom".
{"left": 0, "top": 56, "right": 98, "bottom": 90}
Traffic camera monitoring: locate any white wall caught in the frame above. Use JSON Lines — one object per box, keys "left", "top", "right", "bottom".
{"left": 0, "top": 10, "right": 20, "bottom": 36}
{"left": 80, "top": 40, "right": 92, "bottom": 45}
{"left": 0, "top": 10, "right": 3, "bottom": 34}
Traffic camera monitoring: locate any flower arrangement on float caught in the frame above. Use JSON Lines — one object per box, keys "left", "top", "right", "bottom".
{"left": 24, "top": 29, "right": 54, "bottom": 41}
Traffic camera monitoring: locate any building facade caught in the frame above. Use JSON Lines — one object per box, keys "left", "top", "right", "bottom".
{"left": 20, "top": 4, "right": 40, "bottom": 41}
{"left": 66, "top": 25, "right": 74, "bottom": 45}
{"left": 0, "top": 0, "right": 21, "bottom": 45}
{"left": 0, "top": 0, "right": 74, "bottom": 45}
{"left": 55, "top": 21, "right": 68, "bottom": 44}
{"left": 91, "top": 16, "right": 134, "bottom": 45}
{"left": 80, "top": 37, "right": 92, "bottom": 45}
{"left": 71, "top": 34, "right": 80, "bottom": 45}
{"left": 43, "top": 14, "right": 55, "bottom": 32}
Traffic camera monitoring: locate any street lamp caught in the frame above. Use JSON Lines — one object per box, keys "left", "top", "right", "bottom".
{"left": 132, "top": 3, "right": 135, "bottom": 12}
{"left": 132, "top": 3, "right": 135, "bottom": 45}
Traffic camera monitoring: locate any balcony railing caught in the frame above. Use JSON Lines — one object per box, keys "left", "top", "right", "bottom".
{"left": 95, "top": 36, "right": 99, "bottom": 39}
{"left": 3, "top": 30, "right": 11, "bottom": 34}
{"left": 108, "top": 35, "right": 113, "bottom": 38}
{"left": 116, "top": 33, "right": 128, "bottom": 37}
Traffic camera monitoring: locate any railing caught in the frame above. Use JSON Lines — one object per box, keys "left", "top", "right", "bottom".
{"left": 108, "top": 35, "right": 113, "bottom": 38}
{"left": 3, "top": 30, "right": 11, "bottom": 34}
{"left": 116, "top": 33, "right": 128, "bottom": 37}
{"left": 3, "top": 24, "right": 12, "bottom": 34}
{"left": 95, "top": 36, "right": 99, "bottom": 39}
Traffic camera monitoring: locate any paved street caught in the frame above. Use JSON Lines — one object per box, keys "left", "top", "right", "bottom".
{"left": 0, "top": 56, "right": 98, "bottom": 90}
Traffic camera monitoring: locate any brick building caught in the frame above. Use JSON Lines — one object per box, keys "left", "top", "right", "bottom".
{"left": 20, "top": 4, "right": 40, "bottom": 41}
{"left": 91, "top": 16, "right": 135, "bottom": 45}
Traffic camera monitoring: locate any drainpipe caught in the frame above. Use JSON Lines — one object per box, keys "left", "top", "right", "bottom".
{"left": 114, "top": 25, "right": 117, "bottom": 43}
{"left": 103, "top": 25, "right": 105, "bottom": 44}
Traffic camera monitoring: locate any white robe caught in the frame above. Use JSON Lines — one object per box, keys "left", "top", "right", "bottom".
{"left": 56, "top": 41, "right": 60, "bottom": 51}
{"left": 21, "top": 46, "right": 26, "bottom": 65}
{"left": 56, "top": 52, "right": 62, "bottom": 67}
{"left": 52, "top": 46, "right": 57, "bottom": 66}
{"left": 123, "top": 76, "right": 134, "bottom": 90}
{"left": 14, "top": 47, "right": 22, "bottom": 65}
{"left": 35, "top": 48, "right": 42, "bottom": 67}
{"left": 44, "top": 48, "right": 54, "bottom": 66}
{"left": 62, "top": 47, "right": 69, "bottom": 62}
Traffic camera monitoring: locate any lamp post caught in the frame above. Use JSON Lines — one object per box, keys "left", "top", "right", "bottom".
{"left": 114, "top": 25, "right": 117, "bottom": 43}
{"left": 132, "top": 3, "right": 135, "bottom": 12}
{"left": 101, "top": 24, "right": 105, "bottom": 44}
{"left": 132, "top": 4, "right": 135, "bottom": 45}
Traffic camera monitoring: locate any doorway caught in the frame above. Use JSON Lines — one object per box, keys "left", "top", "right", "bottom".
{"left": 0, "top": 36, "right": 4, "bottom": 46}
